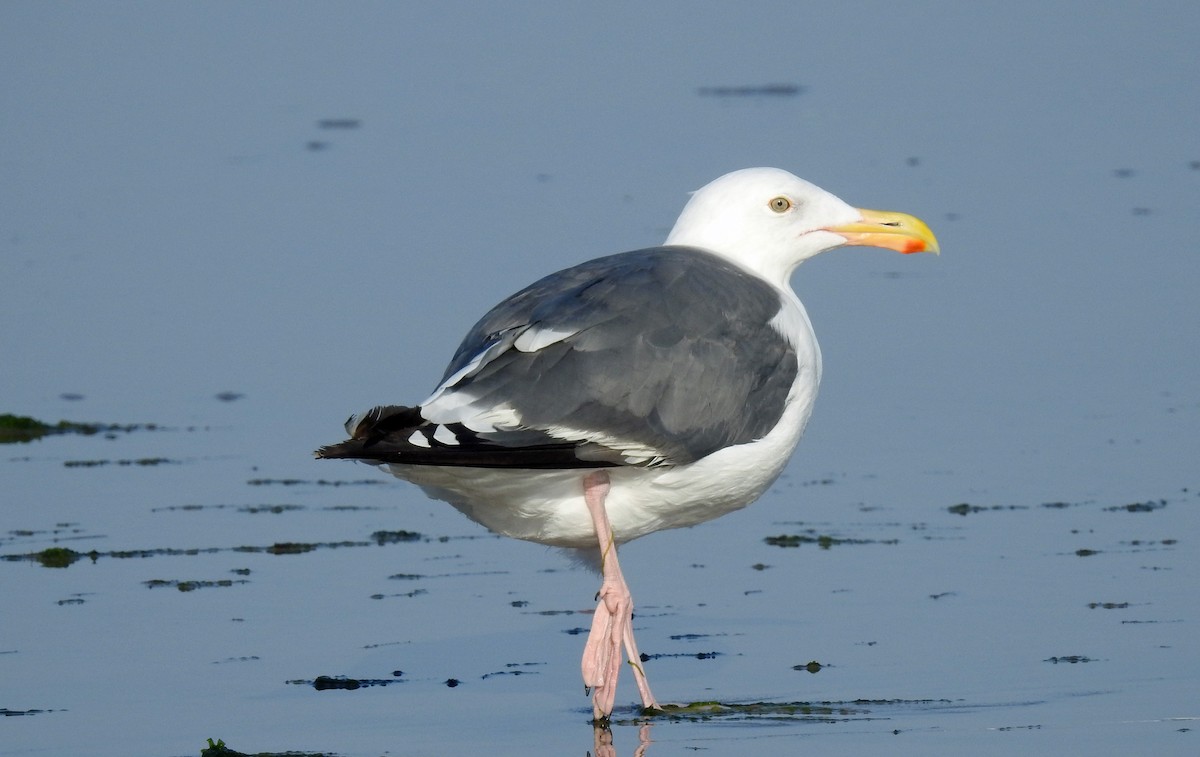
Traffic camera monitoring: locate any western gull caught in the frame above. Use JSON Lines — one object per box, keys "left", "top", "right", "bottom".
{"left": 316, "top": 167, "right": 939, "bottom": 719}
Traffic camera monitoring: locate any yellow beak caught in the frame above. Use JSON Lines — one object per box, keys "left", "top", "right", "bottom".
{"left": 825, "top": 208, "right": 940, "bottom": 255}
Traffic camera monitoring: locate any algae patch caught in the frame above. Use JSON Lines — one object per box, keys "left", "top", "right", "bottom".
{"left": 63, "top": 457, "right": 176, "bottom": 468}
{"left": 144, "top": 578, "right": 250, "bottom": 592}
{"left": 1105, "top": 499, "right": 1167, "bottom": 513}
{"left": 3, "top": 530, "right": 429, "bottom": 568}
{"left": 246, "top": 477, "right": 386, "bottom": 487}
{"left": 618, "top": 697, "right": 953, "bottom": 724}
{"left": 201, "top": 737, "right": 332, "bottom": 757}
{"left": 764, "top": 532, "right": 898, "bottom": 549}
{"left": 947, "top": 502, "right": 1031, "bottom": 516}
{"left": 35, "top": 547, "right": 81, "bottom": 568}
{"left": 286, "top": 674, "right": 404, "bottom": 690}
{"left": 0, "top": 413, "right": 157, "bottom": 444}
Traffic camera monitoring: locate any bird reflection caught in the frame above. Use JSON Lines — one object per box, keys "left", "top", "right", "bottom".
{"left": 591, "top": 721, "right": 652, "bottom": 757}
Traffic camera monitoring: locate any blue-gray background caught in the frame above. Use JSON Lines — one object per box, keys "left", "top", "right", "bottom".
{"left": 2, "top": 2, "right": 1197, "bottom": 755}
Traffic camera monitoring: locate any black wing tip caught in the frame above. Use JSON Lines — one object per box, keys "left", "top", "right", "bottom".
{"left": 316, "top": 403, "right": 623, "bottom": 469}
{"left": 314, "top": 440, "right": 362, "bottom": 459}
{"left": 315, "top": 404, "right": 424, "bottom": 461}
{"left": 348, "top": 404, "right": 423, "bottom": 438}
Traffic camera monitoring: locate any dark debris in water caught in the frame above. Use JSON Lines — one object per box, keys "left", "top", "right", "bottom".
{"left": 246, "top": 477, "right": 387, "bottom": 487}
{"left": 296, "top": 674, "right": 404, "bottom": 691}
{"left": 2, "top": 708, "right": 64, "bottom": 717}
{"left": 3, "top": 529, "right": 430, "bottom": 568}
{"left": 624, "top": 697, "right": 954, "bottom": 724}
{"left": 1087, "top": 602, "right": 1130, "bottom": 609}
{"left": 265, "top": 542, "right": 327, "bottom": 555}
{"left": 804, "top": 477, "right": 837, "bottom": 486}
{"left": 950, "top": 497, "right": 1177, "bottom": 517}
{"left": 240, "top": 504, "right": 304, "bottom": 514}
{"left": 639, "top": 651, "right": 721, "bottom": 661}
{"left": 3, "top": 523, "right": 90, "bottom": 550}
{"left": 144, "top": 578, "right": 250, "bottom": 592}
{"left": 481, "top": 662, "right": 544, "bottom": 679}
{"left": 1044, "top": 655, "right": 1096, "bottom": 664}
{"left": 1121, "top": 538, "right": 1176, "bottom": 547}
{"left": 1068, "top": 538, "right": 1176, "bottom": 559}
{"left": 947, "top": 502, "right": 1030, "bottom": 516}
{"left": 201, "top": 736, "right": 332, "bottom": 757}
{"left": 151, "top": 503, "right": 321, "bottom": 515}
{"left": 1105, "top": 499, "right": 1167, "bottom": 513}
{"left": 369, "top": 588, "right": 428, "bottom": 599}
{"left": 63, "top": 457, "right": 176, "bottom": 467}
{"left": 372, "top": 529, "right": 421, "bottom": 545}
{"left": 764, "top": 532, "right": 898, "bottom": 548}
{"left": 0, "top": 413, "right": 159, "bottom": 444}
{"left": 669, "top": 632, "right": 723, "bottom": 641}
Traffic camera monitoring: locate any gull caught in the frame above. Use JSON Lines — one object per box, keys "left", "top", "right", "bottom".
{"left": 316, "top": 167, "right": 939, "bottom": 719}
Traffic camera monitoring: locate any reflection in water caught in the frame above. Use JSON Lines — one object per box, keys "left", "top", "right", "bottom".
{"left": 592, "top": 722, "right": 652, "bottom": 757}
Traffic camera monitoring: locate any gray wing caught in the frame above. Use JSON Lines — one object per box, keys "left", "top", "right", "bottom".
{"left": 421, "top": 246, "right": 798, "bottom": 466}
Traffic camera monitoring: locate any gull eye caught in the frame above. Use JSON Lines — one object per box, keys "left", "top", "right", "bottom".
{"left": 768, "top": 196, "right": 792, "bottom": 213}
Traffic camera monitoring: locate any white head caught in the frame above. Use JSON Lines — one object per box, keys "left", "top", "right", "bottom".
{"left": 664, "top": 167, "right": 938, "bottom": 288}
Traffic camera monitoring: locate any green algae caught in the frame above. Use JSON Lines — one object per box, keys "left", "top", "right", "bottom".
{"left": 201, "top": 737, "right": 332, "bottom": 757}
{"left": 0, "top": 413, "right": 157, "bottom": 444}
{"left": 35, "top": 547, "right": 81, "bottom": 568}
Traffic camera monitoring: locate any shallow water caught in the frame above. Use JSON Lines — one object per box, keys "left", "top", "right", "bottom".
{"left": 5, "top": 421, "right": 1195, "bottom": 755}
{"left": 3, "top": 3, "right": 1199, "bottom": 755}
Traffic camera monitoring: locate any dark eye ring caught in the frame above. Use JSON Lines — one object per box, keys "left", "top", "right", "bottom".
{"left": 768, "top": 196, "right": 792, "bottom": 213}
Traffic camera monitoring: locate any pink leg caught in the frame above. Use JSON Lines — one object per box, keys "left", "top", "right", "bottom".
{"left": 580, "top": 470, "right": 660, "bottom": 719}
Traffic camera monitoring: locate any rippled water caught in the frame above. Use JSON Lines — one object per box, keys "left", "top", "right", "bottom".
{"left": 3, "top": 3, "right": 1198, "bottom": 755}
